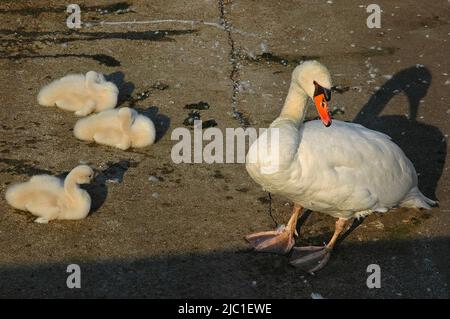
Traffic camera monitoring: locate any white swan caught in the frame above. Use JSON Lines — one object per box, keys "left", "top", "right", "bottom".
{"left": 5, "top": 165, "right": 94, "bottom": 223}
{"left": 245, "top": 61, "right": 435, "bottom": 273}
{"left": 73, "top": 107, "right": 156, "bottom": 150}
{"left": 38, "top": 71, "right": 119, "bottom": 116}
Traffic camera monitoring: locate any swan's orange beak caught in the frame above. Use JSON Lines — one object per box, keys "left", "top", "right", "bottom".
{"left": 313, "top": 81, "right": 332, "bottom": 127}
{"left": 314, "top": 94, "right": 331, "bottom": 127}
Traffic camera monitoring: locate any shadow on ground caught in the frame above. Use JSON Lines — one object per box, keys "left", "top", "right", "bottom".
{"left": 134, "top": 106, "right": 171, "bottom": 142}
{"left": 0, "top": 236, "right": 448, "bottom": 298}
{"left": 83, "top": 160, "right": 133, "bottom": 214}
{"left": 105, "top": 72, "right": 135, "bottom": 105}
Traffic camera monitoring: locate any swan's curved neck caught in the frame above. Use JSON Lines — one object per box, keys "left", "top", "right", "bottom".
{"left": 64, "top": 173, "right": 81, "bottom": 201}
{"left": 85, "top": 73, "right": 97, "bottom": 92}
{"left": 279, "top": 82, "right": 308, "bottom": 125}
{"left": 120, "top": 113, "right": 132, "bottom": 136}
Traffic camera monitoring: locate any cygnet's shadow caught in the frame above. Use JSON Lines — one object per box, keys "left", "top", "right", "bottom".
{"left": 86, "top": 160, "right": 133, "bottom": 213}
{"left": 104, "top": 71, "right": 135, "bottom": 106}
{"left": 353, "top": 65, "right": 445, "bottom": 200}
{"left": 59, "top": 160, "right": 132, "bottom": 214}
{"left": 133, "top": 106, "right": 170, "bottom": 142}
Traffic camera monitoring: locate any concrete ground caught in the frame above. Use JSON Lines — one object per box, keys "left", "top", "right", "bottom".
{"left": 0, "top": 0, "right": 449, "bottom": 298}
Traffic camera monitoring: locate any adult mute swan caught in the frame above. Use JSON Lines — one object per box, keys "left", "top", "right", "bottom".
{"left": 245, "top": 61, "right": 435, "bottom": 273}
{"left": 5, "top": 165, "right": 94, "bottom": 223}
{"left": 38, "top": 71, "right": 118, "bottom": 116}
{"left": 73, "top": 107, "right": 156, "bottom": 150}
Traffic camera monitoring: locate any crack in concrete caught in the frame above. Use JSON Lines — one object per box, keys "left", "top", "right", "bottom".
{"left": 84, "top": 19, "right": 257, "bottom": 37}
{"left": 218, "top": 0, "right": 250, "bottom": 126}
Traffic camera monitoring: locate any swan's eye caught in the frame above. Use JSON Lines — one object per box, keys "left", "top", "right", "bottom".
{"left": 314, "top": 81, "right": 332, "bottom": 102}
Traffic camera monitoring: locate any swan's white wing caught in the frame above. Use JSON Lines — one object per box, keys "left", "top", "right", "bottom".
{"left": 74, "top": 109, "right": 123, "bottom": 141}
{"left": 246, "top": 118, "right": 419, "bottom": 216}
{"left": 37, "top": 74, "right": 85, "bottom": 107}
{"left": 294, "top": 120, "right": 417, "bottom": 213}
{"left": 29, "top": 175, "right": 63, "bottom": 188}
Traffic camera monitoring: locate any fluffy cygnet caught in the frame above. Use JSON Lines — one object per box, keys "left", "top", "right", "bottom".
{"left": 37, "top": 71, "right": 119, "bottom": 116}
{"left": 5, "top": 165, "right": 94, "bottom": 223}
{"left": 73, "top": 107, "right": 156, "bottom": 150}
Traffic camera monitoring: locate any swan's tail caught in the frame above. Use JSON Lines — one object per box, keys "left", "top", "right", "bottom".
{"left": 400, "top": 186, "right": 437, "bottom": 209}
{"left": 37, "top": 85, "right": 55, "bottom": 106}
{"left": 5, "top": 184, "right": 27, "bottom": 210}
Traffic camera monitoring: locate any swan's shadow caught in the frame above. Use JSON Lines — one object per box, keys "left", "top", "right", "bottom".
{"left": 104, "top": 71, "right": 135, "bottom": 106}
{"left": 133, "top": 106, "right": 171, "bottom": 142}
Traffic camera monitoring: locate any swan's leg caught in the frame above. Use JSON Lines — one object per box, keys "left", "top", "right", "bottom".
{"left": 116, "top": 136, "right": 131, "bottom": 150}
{"left": 290, "top": 217, "right": 348, "bottom": 274}
{"left": 27, "top": 204, "right": 60, "bottom": 224}
{"left": 75, "top": 100, "right": 96, "bottom": 116}
{"left": 245, "top": 204, "right": 302, "bottom": 254}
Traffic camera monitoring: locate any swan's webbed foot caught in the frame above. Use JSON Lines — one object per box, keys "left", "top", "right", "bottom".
{"left": 245, "top": 225, "right": 296, "bottom": 254}
{"left": 116, "top": 139, "right": 131, "bottom": 150}
{"left": 75, "top": 108, "right": 93, "bottom": 117}
{"left": 75, "top": 100, "right": 96, "bottom": 116}
{"left": 116, "top": 144, "right": 130, "bottom": 150}
{"left": 245, "top": 204, "right": 302, "bottom": 255}
{"left": 289, "top": 218, "right": 349, "bottom": 274}
{"left": 289, "top": 246, "right": 331, "bottom": 274}
{"left": 34, "top": 217, "right": 49, "bottom": 224}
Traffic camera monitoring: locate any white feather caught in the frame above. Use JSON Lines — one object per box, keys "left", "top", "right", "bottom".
{"left": 5, "top": 165, "right": 93, "bottom": 223}
{"left": 37, "top": 71, "right": 118, "bottom": 116}
{"left": 73, "top": 107, "right": 156, "bottom": 150}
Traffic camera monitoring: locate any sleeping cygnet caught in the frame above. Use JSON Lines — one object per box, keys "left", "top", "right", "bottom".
{"left": 73, "top": 107, "right": 156, "bottom": 150}
{"left": 37, "top": 71, "right": 119, "bottom": 116}
{"left": 5, "top": 165, "right": 94, "bottom": 223}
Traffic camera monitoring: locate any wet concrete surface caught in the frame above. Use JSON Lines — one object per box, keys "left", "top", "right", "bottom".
{"left": 0, "top": 0, "right": 449, "bottom": 298}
